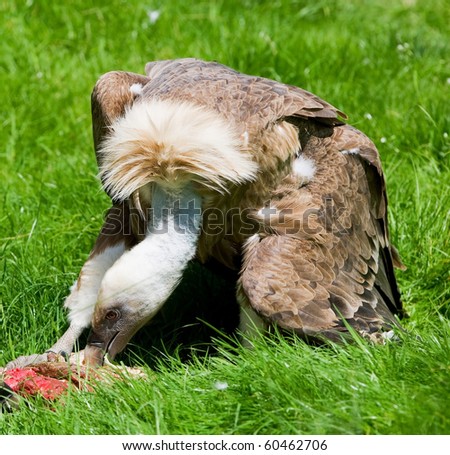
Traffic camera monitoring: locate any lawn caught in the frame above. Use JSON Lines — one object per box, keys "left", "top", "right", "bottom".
{"left": 0, "top": 0, "right": 449, "bottom": 435}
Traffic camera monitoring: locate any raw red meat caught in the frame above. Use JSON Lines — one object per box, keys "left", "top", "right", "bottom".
{"left": 2, "top": 362, "right": 91, "bottom": 401}
{"left": 4, "top": 367, "right": 69, "bottom": 400}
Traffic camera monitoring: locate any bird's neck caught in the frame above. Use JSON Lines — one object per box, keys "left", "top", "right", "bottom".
{"left": 137, "top": 183, "right": 202, "bottom": 303}
{"left": 100, "top": 184, "right": 202, "bottom": 313}
{"left": 149, "top": 183, "right": 202, "bottom": 238}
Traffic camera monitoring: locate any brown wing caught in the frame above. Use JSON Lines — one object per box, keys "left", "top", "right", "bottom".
{"left": 239, "top": 125, "right": 404, "bottom": 341}
{"left": 91, "top": 71, "right": 150, "bottom": 197}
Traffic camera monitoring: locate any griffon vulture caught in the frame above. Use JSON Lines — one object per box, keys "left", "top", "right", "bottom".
{"left": 6, "top": 58, "right": 405, "bottom": 369}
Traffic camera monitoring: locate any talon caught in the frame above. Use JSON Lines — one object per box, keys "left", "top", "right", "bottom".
{"left": 59, "top": 351, "right": 69, "bottom": 362}
{"left": 46, "top": 351, "right": 59, "bottom": 362}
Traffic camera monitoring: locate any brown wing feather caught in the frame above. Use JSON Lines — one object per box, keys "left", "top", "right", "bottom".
{"left": 240, "top": 124, "right": 404, "bottom": 341}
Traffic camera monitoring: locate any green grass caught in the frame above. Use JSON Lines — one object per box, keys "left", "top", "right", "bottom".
{"left": 1, "top": 0, "right": 449, "bottom": 435}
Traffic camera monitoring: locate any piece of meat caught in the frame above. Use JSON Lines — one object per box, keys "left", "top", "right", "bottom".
{"left": 0, "top": 353, "right": 147, "bottom": 410}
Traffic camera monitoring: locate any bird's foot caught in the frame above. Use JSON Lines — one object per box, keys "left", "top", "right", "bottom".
{"left": 5, "top": 351, "right": 68, "bottom": 371}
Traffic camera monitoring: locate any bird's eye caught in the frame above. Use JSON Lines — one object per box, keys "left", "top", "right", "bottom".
{"left": 105, "top": 309, "right": 120, "bottom": 321}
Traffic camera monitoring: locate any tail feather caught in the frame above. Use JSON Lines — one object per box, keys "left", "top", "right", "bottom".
{"left": 97, "top": 99, "right": 258, "bottom": 201}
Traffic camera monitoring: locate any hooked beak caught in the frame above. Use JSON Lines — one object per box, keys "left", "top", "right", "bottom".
{"left": 84, "top": 329, "right": 120, "bottom": 367}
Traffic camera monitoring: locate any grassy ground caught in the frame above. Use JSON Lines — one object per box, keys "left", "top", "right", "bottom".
{"left": 1, "top": 0, "right": 449, "bottom": 435}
